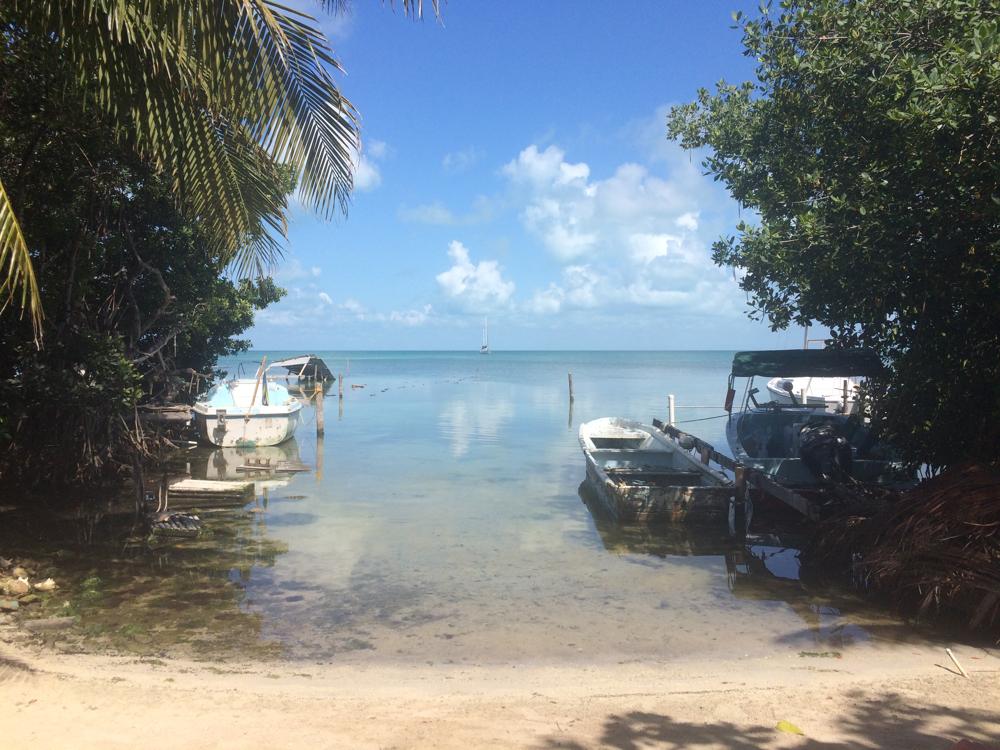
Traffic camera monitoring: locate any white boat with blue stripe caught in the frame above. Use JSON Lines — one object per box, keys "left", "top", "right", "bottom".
{"left": 193, "top": 368, "right": 302, "bottom": 448}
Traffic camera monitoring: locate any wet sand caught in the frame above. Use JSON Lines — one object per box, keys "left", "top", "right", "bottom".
{"left": 2, "top": 623, "right": 999, "bottom": 749}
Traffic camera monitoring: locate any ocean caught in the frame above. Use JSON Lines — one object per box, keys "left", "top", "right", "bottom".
{"left": 192, "top": 350, "right": 904, "bottom": 662}
{"left": 6, "top": 351, "right": 913, "bottom": 662}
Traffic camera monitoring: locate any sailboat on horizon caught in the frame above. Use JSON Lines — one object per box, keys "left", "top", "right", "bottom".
{"left": 480, "top": 316, "right": 490, "bottom": 354}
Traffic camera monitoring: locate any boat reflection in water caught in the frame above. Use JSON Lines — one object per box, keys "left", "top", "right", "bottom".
{"left": 187, "top": 438, "right": 307, "bottom": 493}
{"left": 578, "top": 481, "right": 876, "bottom": 647}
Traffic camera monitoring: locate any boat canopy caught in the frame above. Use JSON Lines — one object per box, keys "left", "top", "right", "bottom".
{"left": 267, "top": 354, "right": 334, "bottom": 381}
{"left": 730, "top": 349, "right": 884, "bottom": 378}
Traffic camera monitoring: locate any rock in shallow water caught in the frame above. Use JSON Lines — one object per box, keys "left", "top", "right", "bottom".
{"left": 0, "top": 598, "right": 19, "bottom": 611}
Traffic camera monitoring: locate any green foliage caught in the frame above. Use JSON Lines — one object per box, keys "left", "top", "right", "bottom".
{"left": 0, "top": 40, "right": 286, "bottom": 487}
{"left": 668, "top": 0, "right": 1000, "bottom": 467}
{"left": 0, "top": 0, "right": 365, "bottom": 335}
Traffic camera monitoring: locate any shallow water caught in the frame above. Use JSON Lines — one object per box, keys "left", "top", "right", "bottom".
{"left": 4, "top": 351, "right": 924, "bottom": 663}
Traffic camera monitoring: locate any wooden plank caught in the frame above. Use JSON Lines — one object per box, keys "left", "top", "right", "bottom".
{"left": 169, "top": 479, "right": 253, "bottom": 493}
{"left": 746, "top": 471, "right": 820, "bottom": 521}
{"left": 651, "top": 417, "right": 820, "bottom": 521}
{"left": 652, "top": 419, "right": 738, "bottom": 472}
{"left": 167, "top": 479, "right": 254, "bottom": 509}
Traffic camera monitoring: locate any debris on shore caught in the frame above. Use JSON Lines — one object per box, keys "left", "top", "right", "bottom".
{"left": 801, "top": 463, "right": 1000, "bottom": 636}
{"left": 0, "top": 557, "right": 59, "bottom": 611}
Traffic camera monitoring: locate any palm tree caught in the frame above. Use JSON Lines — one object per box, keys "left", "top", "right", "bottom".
{"left": 1, "top": 0, "right": 434, "bottom": 339}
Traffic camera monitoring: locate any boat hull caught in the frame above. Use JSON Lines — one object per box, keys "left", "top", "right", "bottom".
{"left": 726, "top": 409, "right": 914, "bottom": 488}
{"left": 579, "top": 418, "right": 734, "bottom": 526}
{"left": 192, "top": 407, "right": 300, "bottom": 447}
{"left": 584, "top": 457, "right": 734, "bottom": 524}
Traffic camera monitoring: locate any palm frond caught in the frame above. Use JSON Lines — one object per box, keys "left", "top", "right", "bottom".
{"left": 315, "top": 1, "right": 441, "bottom": 19}
{"left": 10, "top": 0, "right": 363, "bottom": 277}
{"left": 0, "top": 178, "right": 42, "bottom": 341}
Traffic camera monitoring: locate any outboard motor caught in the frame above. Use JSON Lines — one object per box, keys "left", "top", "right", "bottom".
{"left": 798, "top": 422, "right": 852, "bottom": 482}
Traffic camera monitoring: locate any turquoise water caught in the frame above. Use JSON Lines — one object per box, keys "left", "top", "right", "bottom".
{"left": 181, "top": 350, "right": 909, "bottom": 662}
{"left": 4, "top": 351, "right": 916, "bottom": 662}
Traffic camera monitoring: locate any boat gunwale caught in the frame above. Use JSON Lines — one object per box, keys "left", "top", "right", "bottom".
{"left": 579, "top": 418, "right": 732, "bottom": 491}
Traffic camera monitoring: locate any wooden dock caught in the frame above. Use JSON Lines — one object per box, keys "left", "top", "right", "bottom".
{"left": 166, "top": 479, "right": 254, "bottom": 509}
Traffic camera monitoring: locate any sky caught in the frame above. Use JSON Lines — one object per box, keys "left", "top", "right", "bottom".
{"left": 249, "top": 1, "right": 810, "bottom": 351}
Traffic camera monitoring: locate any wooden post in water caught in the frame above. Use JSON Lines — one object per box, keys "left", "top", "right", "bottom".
{"left": 315, "top": 380, "right": 324, "bottom": 436}
{"left": 668, "top": 394, "right": 676, "bottom": 426}
{"left": 568, "top": 372, "right": 575, "bottom": 403}
{"left": 338, "top": 373, "right": 344, "bottom": 400}
{"left": 732, "top": 465, "right": 747, "bottom": 540}
{"left": 316, "top": 434, "right": 324, "bottom": 481}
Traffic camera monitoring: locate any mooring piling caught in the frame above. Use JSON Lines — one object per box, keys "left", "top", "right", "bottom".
{"left": 668, "top": 394, "right": 676, "bottom": 425}
{"left": 338, "top": 373, "right": 344, "bottom": 400}
{"left": 316, "top": 434, "right": 324, "bottom": 481}
{"left": 315, "top": 380, "right": 324, "bottom": 436}
{"left": 568, "top": 372, "right": 575, "bottom": 403}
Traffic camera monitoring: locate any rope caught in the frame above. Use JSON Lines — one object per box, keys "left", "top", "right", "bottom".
{"left": 674, "top": 413, "right": 729, "bottom": 424}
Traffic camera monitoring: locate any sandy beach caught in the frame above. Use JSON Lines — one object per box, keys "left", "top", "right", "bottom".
{"left": 3, "top": 619, "right": 999, "bottom": 749}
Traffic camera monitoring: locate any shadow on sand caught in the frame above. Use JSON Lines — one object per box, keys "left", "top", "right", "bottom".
{"left": 535, "top": 691, "right": 1000, "bottom": 749}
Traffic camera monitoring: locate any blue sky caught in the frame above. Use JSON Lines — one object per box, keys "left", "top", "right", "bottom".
{"left": 250, "top": 1, "right": 809, "bottom": 351}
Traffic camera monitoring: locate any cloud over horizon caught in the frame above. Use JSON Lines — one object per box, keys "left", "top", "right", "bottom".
{"left": 501, "top": 135, "right": 739, "bottom": 317}
{"left": 436, "top": 240, "right": 515, "bottom": 311}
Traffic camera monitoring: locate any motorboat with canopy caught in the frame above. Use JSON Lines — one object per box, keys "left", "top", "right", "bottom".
{"left": 724, "top": 350, "right": 913, "bottom": 488}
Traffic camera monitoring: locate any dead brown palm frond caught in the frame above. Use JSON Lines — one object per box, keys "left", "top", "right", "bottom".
{"left": 5, "top": 0, "right": 435, "bottom": 339}
{"left": 803, "top": 463, "right": 1000, "bottom": 636}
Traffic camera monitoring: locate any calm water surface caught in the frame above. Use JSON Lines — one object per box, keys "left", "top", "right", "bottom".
{"left": 7, "top": 351, "right": 916, "bottom": 662}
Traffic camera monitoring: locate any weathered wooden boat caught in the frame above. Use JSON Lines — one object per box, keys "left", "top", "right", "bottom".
{"left": 192, "top": 376, "right": 301, "bottom": 447}
{"left": 579, "top": 418, "right": 734, "bottom": 524}
{"left": 267, "top": 354, "right": 334, "bottom": 381}
{"left": 725, "top": 350, "right": 914, "bottom": 488}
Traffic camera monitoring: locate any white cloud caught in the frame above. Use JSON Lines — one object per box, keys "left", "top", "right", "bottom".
{"left": 367, "top": 139, "right": 389, "bottom": 160}
{"left": 502, "top": 129, "right": 740, "bottom": 317}
{"left": 389, "top": 304, "right": 433, "bottom": 326}
{"left": 256, "top": 294, "right": 437, "bottom": 329}
{"left": 398, "top": 202, "right": 457, "bottom": 225}
{"left": 676, "top": 211, "right": 699, "bottom": 232}
{"left": 435, "top": 240, "right": 515, "bottom": 310}
{"left": 352, "top": 139, "right": 390, "bottom": 193}
{"left": 341, "top": 298, "right": 366, "bottom": 316}
{"left": 276, "top": 258, "right": 321, "bottom": 281}
{"left": 442, "top": 147, "right": 482, "bottom": 173}
{"left": 525, "top": 284, "right": 564, "bottom": 315}
{"left": 354, "top": 155, "right": 381, "bottom": 192}
{"left": 398, "top": 196, "right": 495, "bottom": 226}
{"left": 503, "top": 145, "right": 590, "bottom": 188}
